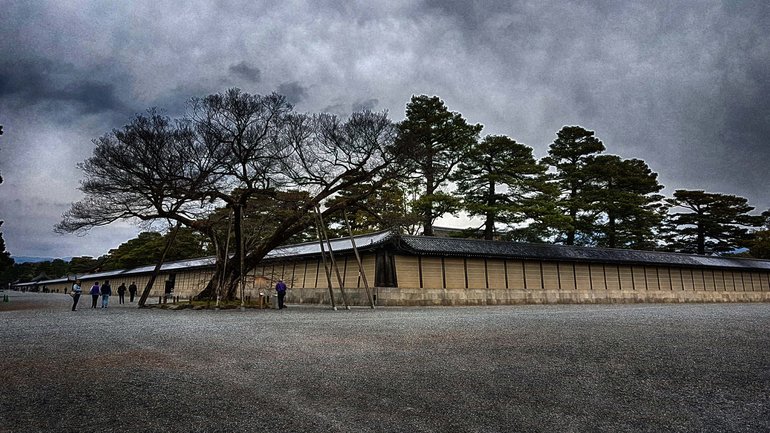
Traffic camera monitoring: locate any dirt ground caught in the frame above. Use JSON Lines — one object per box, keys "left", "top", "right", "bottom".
{"left": 1, "top": 291, "right": 769, "bottom": 432}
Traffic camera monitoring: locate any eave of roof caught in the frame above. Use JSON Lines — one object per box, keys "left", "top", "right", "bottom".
{"left": 16, "top": 230, "right": 770, "bottom": 287}
{"left": 14, "top": 231, "right": 397, "bottom": 286}
{"left": 263, "top": 230, "right": 396, "bottom": 261}
{"left": 397, "top": 235, "right": 770, "bottom": 271}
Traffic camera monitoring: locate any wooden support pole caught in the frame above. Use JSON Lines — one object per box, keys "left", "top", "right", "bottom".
{"left": 314, "top": 207, "right": 337, "bottom": 310}
{"left": 317, "top": 206, "right": 350, "bottom": 310}
{"left": 217, "top": 210, "right": 234, "bottom": 309}
{"left": 138, "top": 223, "right": 181, "bottom": 307}
{"left": 238, "top": 204, "right": 245, "bottom": 310}
{"left": 344, "top": 210, "right": 375, "bottom": 309}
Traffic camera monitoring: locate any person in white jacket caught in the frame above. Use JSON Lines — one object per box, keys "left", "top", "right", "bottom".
{"left": 71, "top": 280, "right": 82, "bottom": 311}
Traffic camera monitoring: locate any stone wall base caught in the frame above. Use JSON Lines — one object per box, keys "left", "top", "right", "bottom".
{"left": 288, "top": 287, "right": 770, "bottom": 306}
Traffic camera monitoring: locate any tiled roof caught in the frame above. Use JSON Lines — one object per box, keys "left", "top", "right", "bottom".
{"left": 266, "top": 230, "right": 395, "bottom": 259}
{"left": 397, "top": 235, "right": 770, "bottom": 271}
{"left": 14, "top": 231, "right": 396, "bottom": 287}
{"left": 15, "top": 231, "right": 770, "bottom": 287}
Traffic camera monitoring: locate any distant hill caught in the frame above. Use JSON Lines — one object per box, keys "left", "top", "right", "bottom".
{"left": 12, "top": 256, "right": 73, "bottom": 264}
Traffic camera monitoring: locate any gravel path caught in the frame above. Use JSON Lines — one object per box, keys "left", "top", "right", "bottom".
{"left": 1, "top": 291, "right": 769, "bottom": 432}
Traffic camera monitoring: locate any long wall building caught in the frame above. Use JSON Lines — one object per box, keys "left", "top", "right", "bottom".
{"left": 16, "top": 231, "right": 770, "bottom": 305}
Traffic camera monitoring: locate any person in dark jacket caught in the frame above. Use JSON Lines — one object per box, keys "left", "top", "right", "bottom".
{"left": 275, "top": 279, "right": 287, "bottom": 309}
{"left": 117, "top": 283, "right": 127, "bottom": 304}
{"left": 90, "top": 282, "right": 100, "bottom": 308}
{"left": 101, "top": 280, "right": 112, "bottom": 308}
{"left": 128, "top": 282, "right": 138, "bottom": 302}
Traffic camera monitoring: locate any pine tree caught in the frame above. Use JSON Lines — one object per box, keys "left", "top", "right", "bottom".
{"left": 540, "top": 126, "right": 605, "bottom": 245}
{"left": 395, "top": 95, "right": 482, "bottom": 236}
{"left": 0, "top": 166, "right": 15, "bottom": 281}
{"left": 741, "top": 210, "right": 770, "bottom": 259}
{"left": 584, "top": 156, "right": 666, "bottom": 249}
{"left": 666, "top": 190, "right": 763, "bottom": 255}
{"left": 452, "top": 135, "right": 555, "bottom": 240}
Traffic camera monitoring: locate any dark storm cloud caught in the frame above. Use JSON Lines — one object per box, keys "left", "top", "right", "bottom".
{"left": 277, "top": 81, "right": 309, "bottom": 106}
{"left": 228, "top": 61, "right": 261, "bottom": 83}
{"left": 1, "top": 0, "right": 769, "bottom": 258}
{"left": 417, "top": 0, "right": 770, "bottom": 203}
{"left": 0, "top": 58, "right": 127, "bottom": 115}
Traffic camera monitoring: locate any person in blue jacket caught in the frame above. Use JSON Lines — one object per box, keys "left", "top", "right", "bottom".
{"left": 275, "top": 279, "right": 287, "bottom": 309}
{"left": 90, "top": 282, "right": 100, "bottom": 308}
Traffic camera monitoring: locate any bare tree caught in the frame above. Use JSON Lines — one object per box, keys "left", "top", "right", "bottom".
{"left": 58, "top": 89, "right": 400, "bottom": 300}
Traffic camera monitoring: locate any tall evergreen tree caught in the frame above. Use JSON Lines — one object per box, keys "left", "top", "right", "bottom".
{"left": 452, "top": 135, "right": 555, "bottom": 240}
{"left": 540, "top": 126, "right": 605, "bottom": 245}
{"left": 395, "top": 95, "right": 482, "bottom": 236}
{"left": 665, "top": 190, "right": 763, "bottom": 255}
{"left": 0, "top": 221, "right": 13, "bottom": 280}
{"left": 0, "top": 162, "right": 14, "bottom": 282}
{"left": 584, "top": 155, "right": 666, "bottom": 249}
{"left": 741, "top": 210, "right": 770, "bottom": 259}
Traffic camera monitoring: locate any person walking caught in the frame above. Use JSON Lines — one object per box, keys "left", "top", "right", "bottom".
{"left": 275, "top": 279, "right": 287, "bottom": 309}
{"left": 90, "top": 282, "right": 100, "bottom": 308}
{"left": 128, "top": 282, "right": 137, "bottom": 303}
{"left": 71, "top": 280, "right": 82, "bottom": 311}
{"left": 101, "top": 280, "right": 112, "bottom": 308}
{"left": 117, "top": 283, "right": 127, "bottom": 304}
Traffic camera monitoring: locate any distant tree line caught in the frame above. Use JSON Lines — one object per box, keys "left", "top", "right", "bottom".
{"left": 2, "top": 91, "right": 769, "bottom": 295}
{"left": 0, "top": 228, "right": 209, "bottom": 288}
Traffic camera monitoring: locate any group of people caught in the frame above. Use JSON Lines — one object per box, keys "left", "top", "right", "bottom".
{"left": 70, "top": 279, "right": 289, "bottom": 310}
{"left": 70, "top": 280, "right": 138, "bottom": 311}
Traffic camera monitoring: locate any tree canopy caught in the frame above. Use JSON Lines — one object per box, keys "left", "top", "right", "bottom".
{"left": 323, "top": 179, "right": 419, "bottom": 238}
{"left": 665, "top": 190, "right": 763, "bottom": 255}
{"left": 583, "top": 155, "right": 666, "bottom": 249}
{"left": 100, "top": 229, "right": 210, "bottom": 271}
{"left": 452, "top": 135, "right": 556, "bottom": 240}
{"left": 394, "top": 95, "right": 482, "bottom": 236}
{"left": 740, "top": 210, "right": 770, "bottom": 259}
{"left": 43, "top": 91, "right": 770, "bottom": 296}
{"left": 0, "top": 161, "right": 14, "bottom": 283}
{"left": 540, "top": 126, "right": 606, "bottom": 245}
{"left": 58, "top": 88, "right": 400, "bottom": 299}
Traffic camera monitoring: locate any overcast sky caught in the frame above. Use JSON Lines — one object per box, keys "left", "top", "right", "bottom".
{"left": 1, "top": 0, "right": 768, "bottom": 259}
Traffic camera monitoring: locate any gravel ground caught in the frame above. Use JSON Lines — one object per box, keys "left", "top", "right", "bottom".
{"left": 1, "top": 291, "right": 769, "bottom": 433}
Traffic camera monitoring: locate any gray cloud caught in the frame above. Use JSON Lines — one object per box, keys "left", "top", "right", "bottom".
{"left": 1, "top": 0, "right": 769, "bottom": 258}
{"left": 352, "top": 98, "right": 379, "bottom": 112}
{"left": 229, "top": 61, "right": 261, "bottom": 83}
{"left": 0, "top": 58, "right": 128, "bottom": 115}
{"left": 277, "top": 81, "right": 309, "bottom": 106}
